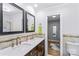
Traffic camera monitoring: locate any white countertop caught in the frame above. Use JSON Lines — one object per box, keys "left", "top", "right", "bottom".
{"left": 0, "top": 37, "right": 44, "bottom": 56}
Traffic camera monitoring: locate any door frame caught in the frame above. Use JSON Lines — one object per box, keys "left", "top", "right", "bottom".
{"left": 47, "top": 14, "right": 62, "bottom": 56}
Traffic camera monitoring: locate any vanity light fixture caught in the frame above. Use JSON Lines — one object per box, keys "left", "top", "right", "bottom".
{"left": 34, "top": 4, "right": 38, "bottom": 8}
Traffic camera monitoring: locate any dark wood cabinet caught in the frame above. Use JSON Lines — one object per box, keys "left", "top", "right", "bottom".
{"left": 25, "top": 40, "right": 45, "bottom": 56}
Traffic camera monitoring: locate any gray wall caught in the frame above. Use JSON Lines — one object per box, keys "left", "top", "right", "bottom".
{"left": 48, "top": 20, "right": 60, "bottom": 40}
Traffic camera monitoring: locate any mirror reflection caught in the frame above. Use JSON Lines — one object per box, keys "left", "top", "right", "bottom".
{"left": 27, "top": 13, "right": 35, "bottom": 31}
{"left": 3, "top": 3, "right": 23, "bottom": 32}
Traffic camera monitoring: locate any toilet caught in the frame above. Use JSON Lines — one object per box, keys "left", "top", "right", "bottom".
{"left": 66, "top": 41, "right": 79, "bottom": 56}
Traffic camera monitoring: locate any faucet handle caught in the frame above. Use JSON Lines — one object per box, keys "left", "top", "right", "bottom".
{"left": 11, "top": 40, "right": 14, "bottom": 47}
{"left": 16, "top": 37, "right": 19, "bottom": 45}
{"left": 17, "top": 37, "right": 21, "bottom": 45}
{"left": 25, "top": 36, "right": 28, "bottom": 41}
{"left": 19, "top": 37, "right": 21, "bottom": 44}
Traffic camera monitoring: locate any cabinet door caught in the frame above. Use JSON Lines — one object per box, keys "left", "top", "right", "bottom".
{"left": 25, "top": 47, "right": 38, "bottom": 56}
{"left": 25, "top": 40, "right": 45, "bottom": 56}
{"left": 37, "top": 40, "right": 45, "bottom": 56}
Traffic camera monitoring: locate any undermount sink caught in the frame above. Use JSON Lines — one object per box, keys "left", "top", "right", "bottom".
{"left": 21, "top": 41, "right": 33, "bottom": 46}
{"left": 21, "top": 38, "right": 41, "bottom": 45}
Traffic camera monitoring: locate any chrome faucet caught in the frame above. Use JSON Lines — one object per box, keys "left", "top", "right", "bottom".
{"left": 11, "top": 40, "right": 14, "bottom": 47}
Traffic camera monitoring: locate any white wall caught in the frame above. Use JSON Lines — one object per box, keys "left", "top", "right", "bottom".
{"left": 16, "top": 3, "right": 36, "bottom": 15}
{"left": 36, "top": 11, "right": 48, "bottom": 55}
{"left": 36, "top": 3, "right": 79, "bottom": 55}
{"left": 36, "top": 3, "right": 79, "bottom": 35}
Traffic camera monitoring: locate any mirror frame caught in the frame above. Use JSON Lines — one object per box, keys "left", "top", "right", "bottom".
{"left": 0, "top": 3, "right": 24, "bottom": 35}
{"left": 25, "top": 11, "right": 35, "bottom": 32}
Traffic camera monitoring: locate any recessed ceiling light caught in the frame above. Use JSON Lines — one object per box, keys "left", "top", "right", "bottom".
{"left": 52, "top": 15, "right": 56, "bottom": 18}
{"left": 34, "top": 4, "right": 38, "bottom": 8}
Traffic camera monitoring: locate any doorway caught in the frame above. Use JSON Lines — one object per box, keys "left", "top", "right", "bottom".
{"left": 47, "top": 14, "right": 60, "bottom": 56}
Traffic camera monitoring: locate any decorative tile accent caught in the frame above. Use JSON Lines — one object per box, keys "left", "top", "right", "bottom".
{"left": 0, "top": 33, "right": 45, "bottom": 50}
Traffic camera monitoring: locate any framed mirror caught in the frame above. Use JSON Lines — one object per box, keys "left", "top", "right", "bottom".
{"left": 0, "top": 4, "right": 2, "bottom": 34}
{"left": 0, "top": 3, "right": 24, "bottom": 35}
{"left": 26, "top": 12, "right": 35, "bottom": 32}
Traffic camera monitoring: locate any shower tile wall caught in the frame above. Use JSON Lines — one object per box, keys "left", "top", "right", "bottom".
{"left": 48, "top": 21, "right": 60, "bottom": 40}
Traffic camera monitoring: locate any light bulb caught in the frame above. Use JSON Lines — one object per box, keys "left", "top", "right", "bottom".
{"left": 34, "top": 4, "right": 38, "bottom": 8}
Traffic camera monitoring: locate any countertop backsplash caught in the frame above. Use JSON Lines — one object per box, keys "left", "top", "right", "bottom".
{"left": 0, "top": 32, "right": 45, "bottom": 50}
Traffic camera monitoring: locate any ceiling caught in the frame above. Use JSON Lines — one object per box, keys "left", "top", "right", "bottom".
{"left": 16, "top": 3, "right": 64, "bottom": 12}
{"left": 3, "top": 3, "right": 22, "bottom": 14}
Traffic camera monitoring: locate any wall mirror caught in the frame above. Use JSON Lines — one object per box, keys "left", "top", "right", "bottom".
{"left": 26, "top": 12, "right": 35, "bottom": 32}
{"left": 0, "top": 3, "right": 24, "bottom": 34}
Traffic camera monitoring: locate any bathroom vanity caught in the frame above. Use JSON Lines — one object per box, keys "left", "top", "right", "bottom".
{"left": 25, "top": 40, "right": 45, "bottom": 56}
{"left": 0, "top": 37, "right": 45, "bottom": 56}
{"left": 0, "top": 3, "right": 45, "bottom": 56}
